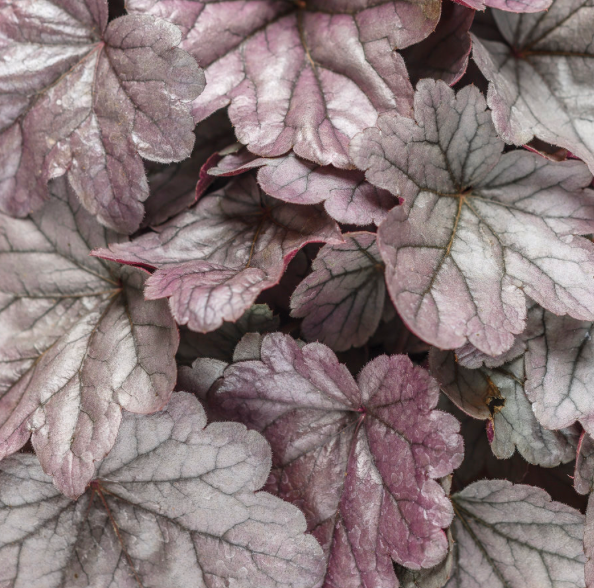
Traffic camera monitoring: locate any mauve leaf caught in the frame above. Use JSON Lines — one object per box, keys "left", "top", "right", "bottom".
{"left": 93, "top": 174, "right": 342, "bottom": 333}
{"left": 447, "top": 480, "right": 586, "bottom": 588}
{"left": 430, "top": 351, "right": 578, "bottom": 467}
{"left": 0, "top": 178, "right": 178, "bottom": 499}
{"left": 0, "top": 392, "right": 325, "bottom": 588}
{"left": 402, "top": 1, "right": 474, "bottom": 86}
{"left": 472, "top": 1, "right": 594, "bottom": 173}
{"left": 290, "top": 232, "right": 385, "bottom": 352}
{"left": 524, "top": 304, "right": 594, "bottom": 433}
{"left": 575, "top": 431, "right": 594, "bottom": 495}
{"left": 456, "top": 0, "right": 550, "bottom": 11}
{"left": 209, "top": 149, "right": 398, "bottom": 226}
{"left": 0, "top": 1, "right": 205, "bottom": 233}
{"left": 125, "top": 0, "right": 441, "bottom": 168}
{"left": 351, "top": 79, "right": 594, "bottom": 356}
{"left": 454, "top": 336, "right": 527, "bottom": 369}
{"left": 586, "top": 493, "right": 594, "bottom": 588}
{"left": 142, "top": 110, "right": 236, "bottom": 227}
{"left": 209, "top": 333, "right": 464, "bottom": 587}
{"left": 178, "top": 303, "right": 279, "bottom": 364}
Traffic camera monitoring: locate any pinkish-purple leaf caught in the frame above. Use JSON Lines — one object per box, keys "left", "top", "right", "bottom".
{"left": 0, "top": 178, "right": 178, "bottom": 499}
{"left": 471, "top": 1, "right": 594, "bottom": 174}
{"left": 402, "top": 0, "right": 474, "bottom": 86}
{"left": 209, "top": 149, "right": 399, "bottom": 226}
{"left": 0, "top": 1, "right": 205, "bottom": 233}
{"left": 142, "top": 110, "right": 236, "bottom": 228}
{"left": 290, "top": 232, "right": 385, "bottom": 352}
{"left": 93, "top": 174, "right": 342, "bottom": 333}
{"left": 455, "top": 0, "right": 550, "bottom": 11}
{"left": 0, "top": 392, "right": 325, "bottom": 588}
{"left": 448, "top": 480, "right": 586, "bottom": 588}
{"left": 126, "top": 0, "right": 442, "bottom": 168}
{"left": 575, "top": 431, "right": 594, "bottom": 496}
{"left": 207, "top": 333, "right": 464, "bottom": 587}
{"left": 351, "top": 79, "right": 594, "bottom": 356}
{"left": 430, "top": 350, "right": 579, "bottom": 467}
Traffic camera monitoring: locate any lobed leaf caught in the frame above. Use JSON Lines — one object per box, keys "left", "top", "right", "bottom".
{"left": 93, "top": 174, "right": 342, "bottom": 333}
{"left": 351, "top": 79, "right": 594, "bottom": 356}
{"left": 0, "top": 178, "right": 179, "bottom": 498}
{"left": 0, "top": 392, "right": 325, "bottom": 588}
{"left": 0, "top": 0, "right": 205, "bottom": 233}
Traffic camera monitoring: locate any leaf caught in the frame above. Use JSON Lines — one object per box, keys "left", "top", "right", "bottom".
{"left": 447, "top": 480, "right": 586, "bottom": 588}
{"left": 208, "top": 149, "right": 398, "bottom": 226}
{"left": 0, "top": 392, "right": 325, "bottom": 588}
{"left": 351, "top": 79, "right": 594, "bottom": 356}
{"left": 142, "top": 110, "right": 236, "bottom": 228}
{"left": 471, "top": 1, "right": 594, "bottom": 174}
{"left": 126, "top": 0, "right": 442, "bottom": 168}
{"left": 456, "top": 0, "right": 551, "bottom": 11}
{"left": 586, "top": 493, "right": 594, "bottom": 588}
{"left": 177, "top": 303, "right": 279, "bottom": 364}
{"left": 430, "top": 350, "right": 578, "bottom": 467}
{"left": 290, "top": 232, "right": 385, "bottom": 352}
{"left": 0, "top": 1, "right": 205, "bottom": 233}
{"left": 93, "top": 174, "right": 342, "bottom": 333}
{"left": 208, "top": 333, "right": 464, "bottom": 587}
{"left": 402, "top": 1, "right": 474, "bottom": 86}
{"left": 575, "top": 431, "right": 594, "bottom": 495}
{"left": 524, "top": 304, "right": 594, "bottom": 432}
{"left": 0, "top": 178, "right": 178, "bottom": 499}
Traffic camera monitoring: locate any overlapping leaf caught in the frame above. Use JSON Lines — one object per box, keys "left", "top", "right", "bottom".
{"left": 94, "top": 175, "right": 342, "bottom": 333}
{"left": 0, "top": 0, "right": 205, "bottom": 233}
{"left": 208, "top": 333, "right": 464, "bottom": 588}
{"left": 0, "top": 392, "right": 325, "bottom": 588}
{"left": 430, "top": 350, "right": 578, "bottom": 467}
{"left": 457, "top": 0, "right": 550, "bottom": 11}
{"left": 351, "top": 79, "right": 594, "bottom": 356}
{"left": 472, "top": 0, "right": 594, "bottom": 174}
{"left": 208, "top": 148, "right": 398, "bottom": 226}
{"left": 0, "top": 178, "right": 178, "bottom": 498}
{"left": 575, "top": 431, "right": 594, "bottom": 495}
{"left": 447, "top": 480, "right": 586, "bottom": 588}
{"left": 126, "top": 0, "right": 443, "bottom": 168}
{"left": 290, "top": 232, "right": 386, "bottom": 351}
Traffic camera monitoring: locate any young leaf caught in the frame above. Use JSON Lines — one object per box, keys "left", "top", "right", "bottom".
{"left": 290, "top": 232, "right": 386, "bottom": 352}
{"left": 351, "top": 79, "right": 594, "bottom": 356}
{"left": 472, "top": 1, "right": 594, "bottom": 173}
{"left": 208, "top": 149, "right": 398, "bottom": 226}
{"left": 448, "top": 480, "right": 586, "bottom": 588}
{"left": 0, "top": 178, "right": 178, "bottom": 499}
{"left": 93, "top": 175, "right": 342, "bottom": 333}
{"left": 0, "top": 0, "right": 205, "bottom": 233}
{"left": 210, "top": 333, "right": 464, "bottom": 587}
{"left": 430, "top": 351, "right": 578, "bottom": 467}
{"left": 0, "top": 393, "right": 325, "bottom": 588}
{"left": 402, "top": 1, "right": 474, "bottom": 86}
{"left": 126, "top": 0, "right": 440, "bottom": 168}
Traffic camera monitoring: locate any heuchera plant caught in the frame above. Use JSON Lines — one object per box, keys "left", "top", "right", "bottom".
{"left": 3, "top": 0, "right": 594, "bottom": 587}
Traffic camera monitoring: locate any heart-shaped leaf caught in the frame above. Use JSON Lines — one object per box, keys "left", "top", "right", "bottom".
{"left": 0, "top": 0, "right": 204, "bottom": 233}
{"left": 0, "top": 178, "right": 178, "bottom": 498}
{"left": 0, "top": 392, "right": 325, "bottom": 588}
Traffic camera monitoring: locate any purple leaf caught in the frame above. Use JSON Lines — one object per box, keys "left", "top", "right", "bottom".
{"left": 448, "top": 480, "right": 586, "bottom": 588}
{"left": 209, "top": 149, "right": 398, "bottom": 226}
{"left": 0, "top": 1, "right": 204, "bottom": 233}
{"left": 142, "top": 110, "right": 236, "bottom": 228}
{"left": 93, "top": 175, "right": 342, "bottom": 333}
{"left": 351, "top": 79, "right": 594, "bottom": 356}
{"left": 575, "top": 431, "right": 594, "bottom": 496}
{"left": 472, "top": 2, "right": 594, "bottom": 174}
{"left": 402, "top": 1, "right": 474, "bottom": 86}
{"left": 0, "top": 178, "right": 178, "bottom": 499}
{"left": 430, "top": 350, "right": 578, "bottom": 467}
{"left": 524, "top": 305, "right": 594, "bottom": 433}
{"left": 211, "top": 333, "right": 464, "bottom": 586}
{"left": 126, "top": 0, "right": 441, "bottom": 168}
{"left": 456, "top": 0, "right": 551, "bottom": 11}
{"left": 290, "top": 232, "right": 385, "bottom": 352}
{"left": 0, "top": 392, "right": 325, "bottom": 587}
